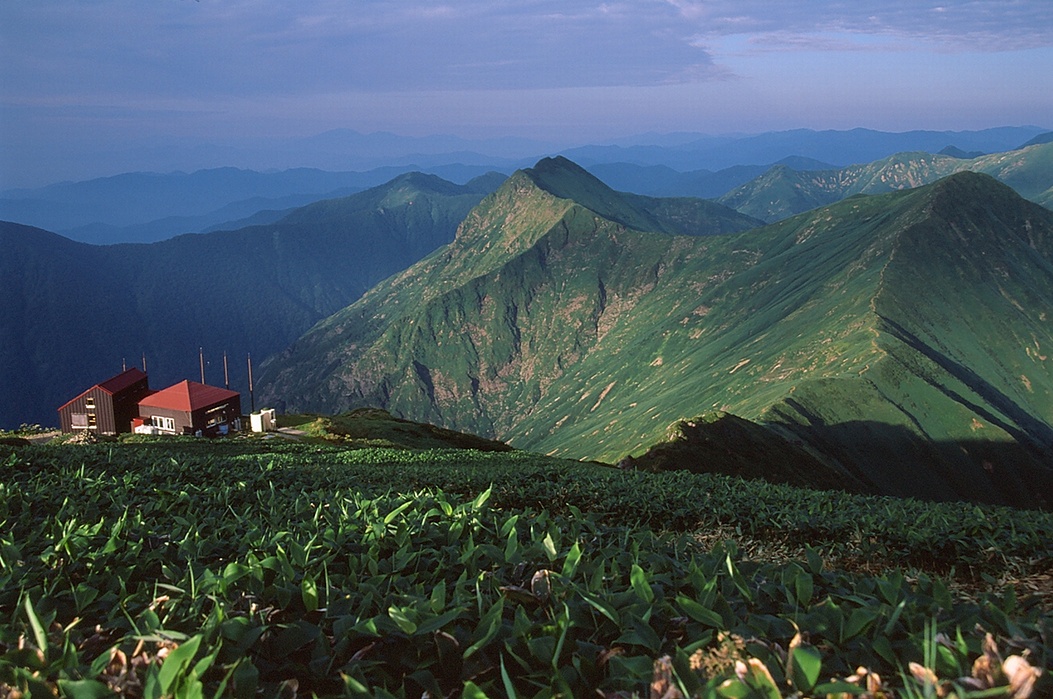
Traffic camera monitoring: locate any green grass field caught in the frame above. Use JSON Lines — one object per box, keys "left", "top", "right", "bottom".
{"left": 2, "top": 439, "right": 1050, "bottom": 697}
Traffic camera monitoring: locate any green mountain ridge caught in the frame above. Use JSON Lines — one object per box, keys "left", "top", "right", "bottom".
{"left": 718, "top": 142, "right": 1053, "bottom": 222}
{"left": 258, "top": 157, "right": 763, "bottom": 417}
{"left": 260, "top": 160, "right": 1053, "bottom": 508}
{"left": 0, "top": 172, "right": 499, "bottom": 429}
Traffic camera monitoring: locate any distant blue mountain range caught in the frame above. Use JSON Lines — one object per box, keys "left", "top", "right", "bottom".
{"left": 1, "top": 126, "right": 1046, "bottom": 245}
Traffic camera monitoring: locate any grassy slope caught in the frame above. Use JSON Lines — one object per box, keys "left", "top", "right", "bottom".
{"left": 513, "top": 192, "right": 897, "bottom": 454}
{"left": 261, "top": 163, "right": 1053, "bottom": 508}
{"left": 776, "top": 173, "right": 1053, "bottom": 503}
{"left": 285, "top": 408, "right": 513, "bottom": 452}
{"left": 523, "top": 174, "right": 1053, "bottom": 506}
{"left": 0, "top": 173, "right": 495, "bottom": 429}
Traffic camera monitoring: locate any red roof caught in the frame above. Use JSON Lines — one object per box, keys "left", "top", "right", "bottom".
{"left": 57, "top": 367, "right": 148, "bottom": 412}
{"left": 138, "top": 380, "right": 240, "bottom": 412}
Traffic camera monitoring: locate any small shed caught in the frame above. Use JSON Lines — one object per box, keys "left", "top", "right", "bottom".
{"left": 250, "top": 408, "right": 277, "bottom": 433}
{"left": 137, "top": 380, "right": 242, "bottom": 437}
{"left": 57, "top": 368, "right": 151, "bottom": 435}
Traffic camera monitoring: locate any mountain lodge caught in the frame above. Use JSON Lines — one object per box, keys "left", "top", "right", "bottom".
{"left": 136, "top": 380, "right": 242, "bottom": 436}
{"left": 57, "top": 368, "right": 152, "bottom": 435}
{"left": 57, "top": 370, "right": 242, "bottom": 437}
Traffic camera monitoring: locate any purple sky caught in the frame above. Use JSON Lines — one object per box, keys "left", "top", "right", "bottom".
{"left": 2, "top": 0, "right": 1051, "bottom": 186}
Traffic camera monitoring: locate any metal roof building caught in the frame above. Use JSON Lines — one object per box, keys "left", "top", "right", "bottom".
{"left": 137, "top": 380, "right": 242, "bottom": 437}
{"left": 57, "top": 368, "right": 151, "bottom": 435}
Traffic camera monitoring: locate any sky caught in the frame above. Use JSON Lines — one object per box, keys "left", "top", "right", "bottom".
{"left": 1, "top": 0, "right": 1051, "bottom": 187}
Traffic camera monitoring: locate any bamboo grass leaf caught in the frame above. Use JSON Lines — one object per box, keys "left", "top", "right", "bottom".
{"left": 561, "top": 540, "right": 582, "bottom": 579}
{"left": 57, "top": 679, "right": 113, "bottom": 699}
{"left": 388, "top": 606, "right": 417, "bottom": 635}
{"left": 23, "top": 596, "right": 48, "bottom": 661}
{"left": 461, "top": 681, "right": 490, "bottom": 699}
{"left": 301, "top": 574, "right": 318, "bottom": 613}
{"left": 500, "top": 654, "right": 519, "bottom": 699}
{"left": 789, "top": 642, "right": 822, "bottom": 692}
{"left": 677, "top": 594, "right": 723, "bottom": 628}
{"left": 542, "top": 532, "right": 557, "bottom": 561}
{"left": 383, "top": 499, "right": 414, "bottom": 525}
{"left": 158, "top": 635, "right": 203, "bottom": 696}
{"left": 630, "top": 563, "right": 654, "bottom": 603}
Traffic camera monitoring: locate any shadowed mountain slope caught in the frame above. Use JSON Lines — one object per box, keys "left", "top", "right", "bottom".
{"left": 627, "top": 411, "right": 867, "bottom": 493}
{"left": 260, "top": 160, "right": 1053, "bottom": 509}
{"left": 0, "top": 173, "right": 499, "bottom": 429}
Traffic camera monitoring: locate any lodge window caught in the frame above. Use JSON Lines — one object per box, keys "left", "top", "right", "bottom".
{"left": 71, "top": 413, "right": 88, "bottom": 428}
{"left": 206, "top": 403, "right": 229, "bottom": 428}
{"left": 152, "top": 416, "right": 175, "bottom": 432}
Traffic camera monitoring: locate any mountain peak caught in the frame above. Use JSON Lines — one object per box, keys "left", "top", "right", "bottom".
{"left": 450, "top": 157, "right": 615, "bottom": 251}
{"left": 515, "top": 156, "right": 676, "bottom": 234}
{"left": 897, "top": 170, "right": 1053, "bottom": 261}
{"left": 455, "top": 156, "right": 759, "bottom": 254}
{"left": 922, "top": 170, "right": 1036, "bottom": 217}
{"left": 530, "top": 155, "right": 586, "bottom": 174}
{"left": 719, "top": 140, "right": 1053, "bottom": 223}
{"left": 928, "top": 169, "right": 1001, "bottom": 190}
{"left": 389, "top": 170, "right": 447, "bottom": 187}
{"left": 938, "top": 145, "right": 985, "bottom": 159}
{"left": 522, "top": 156, "right": 620, "bottom": 201}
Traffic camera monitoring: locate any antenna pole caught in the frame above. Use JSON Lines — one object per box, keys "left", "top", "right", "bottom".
{"left": 223, "top": 351, "right": 229, "bottom": 389}
{"left": 142, "top": 354, "right": 147, "bottom": 373}
{"left": 247, "top": 353, "right": 255, "bottom": 413}
{"left": 122, "top": 357, "right": 127, "bottom": 372}
{"left": 199, "top": 347, "right": 205, "bottom": 384}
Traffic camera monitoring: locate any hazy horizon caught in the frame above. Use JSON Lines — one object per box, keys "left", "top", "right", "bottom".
{"left": 2, "top": 1, "right": 1051, "bottom": 188}
{"left": 3, "top": 124, "right": 1052, "bottom": 192}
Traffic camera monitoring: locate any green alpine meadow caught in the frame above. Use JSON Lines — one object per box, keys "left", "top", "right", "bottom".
{"left": 259, "top": 157, "right": 1053, "bottom": 509}
{"left": 2, "top": 436, "right": 1051, "bottom": 697}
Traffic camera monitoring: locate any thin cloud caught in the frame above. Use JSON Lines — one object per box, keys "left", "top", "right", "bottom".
{"left": 742, "top": 32, "right": 911, "bottom": 54}
{"left": 668, "top": 0, "right": 1053, "bottom": 52}
{"left": 250, "top": 2, "right": 730, "bottom": 102}
{"left": 661, "top": 62, "right": 738, "bottom": 84}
